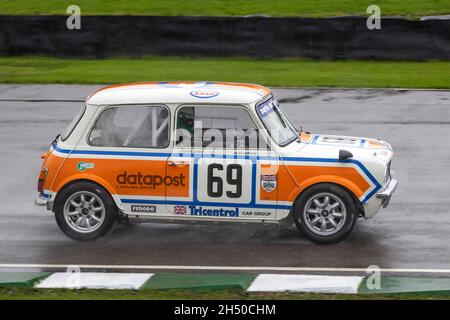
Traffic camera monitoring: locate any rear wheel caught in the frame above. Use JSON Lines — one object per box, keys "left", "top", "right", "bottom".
{"left": 293, "top": 183, "right": 358, "bottom": 244}
{"left": 54, "top": 182, "right": 117, "bottom": 241}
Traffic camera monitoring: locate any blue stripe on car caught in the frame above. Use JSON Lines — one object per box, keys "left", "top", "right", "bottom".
{"left": 53, "top": 146, "right": 381, "bottom": 204}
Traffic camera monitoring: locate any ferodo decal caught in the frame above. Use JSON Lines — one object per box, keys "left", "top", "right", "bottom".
{"left": 77, "top": 162, "right": 94, "bottom": 172}
{"left": 189, "top": 206, "right": 239, "bottom": 217}
{"left": 131, "top": 205, "right": 156, "bottom": 213}
{"left": 116, "top": 171, "right": 186, "bottom": 189}
{"left": 261, "top": 175, "right": 277, "bottom": 192}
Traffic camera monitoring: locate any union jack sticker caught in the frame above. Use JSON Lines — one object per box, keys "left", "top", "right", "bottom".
{"left": 174, "top": 205, "right": 187, "bottom": 215}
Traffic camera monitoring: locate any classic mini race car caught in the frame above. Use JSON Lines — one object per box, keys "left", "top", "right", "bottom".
{"left": 35, "top": 82, "right": 397, "bottom": 244}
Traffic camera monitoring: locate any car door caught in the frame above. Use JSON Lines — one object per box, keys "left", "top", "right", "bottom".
{"left": 166, "top": 105, "right": 279, "bottom": 220}
{"left": 87, "top": 105, "right": 173, "bottom": 216}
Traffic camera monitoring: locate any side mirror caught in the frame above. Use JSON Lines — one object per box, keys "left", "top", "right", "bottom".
{"left": 339, "top": 149, "right": 353, "bottom": 161}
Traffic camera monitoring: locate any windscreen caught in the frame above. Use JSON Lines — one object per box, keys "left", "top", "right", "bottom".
{"left": 256, "top": 97, "right": 298, "bottom": 146}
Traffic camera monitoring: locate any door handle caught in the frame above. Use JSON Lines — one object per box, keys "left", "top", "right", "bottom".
{"left": 168, "top": 161, "right": 188, "bottom": 167}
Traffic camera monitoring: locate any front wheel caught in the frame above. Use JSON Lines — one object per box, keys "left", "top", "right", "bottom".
{"left": 54, "top": 182, "right": 117, "bottom": 241}
{"left": 293, "top": 183, "right": 358, "bottom": 244}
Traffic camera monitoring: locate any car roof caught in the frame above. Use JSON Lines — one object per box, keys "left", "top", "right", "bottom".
{"left": 86, "top": 81, "right": 272, "bottom": 106}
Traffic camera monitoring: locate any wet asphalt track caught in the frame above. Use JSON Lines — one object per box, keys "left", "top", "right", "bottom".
{"left": 0, "top": 85, "right": 449, "bottom": 274}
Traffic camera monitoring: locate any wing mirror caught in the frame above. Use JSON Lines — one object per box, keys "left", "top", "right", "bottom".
{"left": 339, "top": 149, "right": 353, "bottom": 161}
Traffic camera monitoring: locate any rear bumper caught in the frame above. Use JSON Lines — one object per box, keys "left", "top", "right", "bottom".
{"left": 376, "top": 171, "right": 398, "bottom": 208}
{"left": 34, "top": 195, "right": 47, "bottom": 206}
{"left": 35, "top": 193, "right": 54, "bottom": 210}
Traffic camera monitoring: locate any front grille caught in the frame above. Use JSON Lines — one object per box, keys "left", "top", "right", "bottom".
{"left": 385, "top": 161, "right": 392, "bottom": 185}
{"left": 386, "top": 161, "right": 391, "bottom": 178}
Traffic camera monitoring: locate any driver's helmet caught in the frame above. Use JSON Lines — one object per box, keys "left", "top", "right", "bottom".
{"left": 177, "top": 108, "right": 195, "bottom": 135}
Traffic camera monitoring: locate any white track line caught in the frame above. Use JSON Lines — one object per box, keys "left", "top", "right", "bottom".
{"left": 247, "top": 274, "right": 364, "bottom": 293}
{"left": 35, "top": 272, "right": 153, "bottom": 290}
{"left": 1, "top": 264, "right": 450, "bottom": 274}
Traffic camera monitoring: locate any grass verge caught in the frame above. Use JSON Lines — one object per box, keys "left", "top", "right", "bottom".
{"left": 0, "top": 0, "right": 449, "bottom": 18}
{"left": 0, "top": 56, "right": 449, "bottom": 89}
{"left": 1, "top": 288, "right": 450, "bottom": 300}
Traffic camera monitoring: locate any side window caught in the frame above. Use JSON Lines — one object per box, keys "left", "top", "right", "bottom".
{"left": 89, "top": 105, "right": 170, "bottom": 148}
{"left": 61, "top": 105, "right": 86, "bottom": 141}
{"left": 175, "top": 106, "right": 266, "bottom": 149}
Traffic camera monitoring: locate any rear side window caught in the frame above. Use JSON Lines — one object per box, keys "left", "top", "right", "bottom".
{"left": 88, "top": 105, "right": 170, "bottom": 148}
{"left": 61, "top": 105, "right": 86, "bottom": 141}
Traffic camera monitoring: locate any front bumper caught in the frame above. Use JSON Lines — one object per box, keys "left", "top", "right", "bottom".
{"left": 363, "top": 170, "right": 398, "bottom": 218}
{"left": 376, "top": 171, "right": 398, "bottom": 208}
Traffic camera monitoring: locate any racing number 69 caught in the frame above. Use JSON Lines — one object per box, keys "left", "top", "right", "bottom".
{"left": 207, "top": 164, "right": 242, "bottom": 198}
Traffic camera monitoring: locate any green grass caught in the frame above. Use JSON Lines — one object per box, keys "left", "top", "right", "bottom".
{"left": 1, "top": 288, "right": 449, "bottom": 300}
{"left": 0, "top": 0, "right": 449, "bottom": 18}
{"left": 0, "top": 56, "right": 449, "bottom": 89}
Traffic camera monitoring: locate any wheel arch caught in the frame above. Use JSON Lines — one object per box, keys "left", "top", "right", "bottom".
{"left": 53, "top": 178, "right": 122, "bottom": 212}
{"left": 290, "top": 180, "right": 364, "bottom": 218}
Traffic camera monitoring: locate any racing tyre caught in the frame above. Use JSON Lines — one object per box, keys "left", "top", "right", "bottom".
{"left": 293, "top": 183, "right": 358, "bottom": 244}
{"left": 54, "top": 182, "right": 117, "bottom": 241}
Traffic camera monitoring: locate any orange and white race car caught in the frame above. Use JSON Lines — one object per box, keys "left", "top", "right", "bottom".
{"left": 35, "top": 82, "right": 397, "bottom": 243}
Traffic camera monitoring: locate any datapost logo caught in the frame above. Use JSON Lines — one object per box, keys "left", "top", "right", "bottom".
{"left": 116, "top": 171, "right": 186, "bottom": 189}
